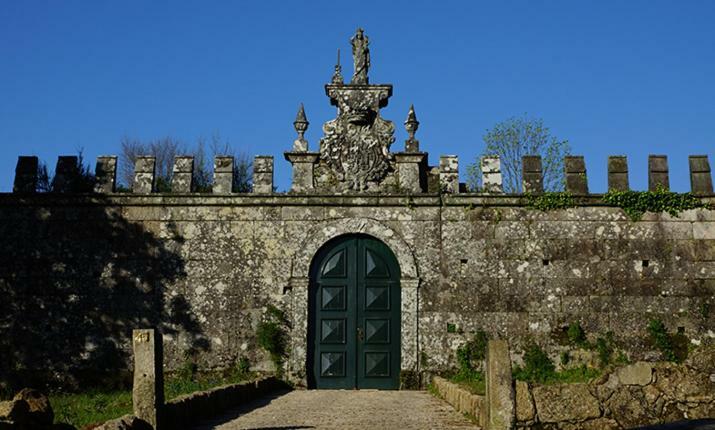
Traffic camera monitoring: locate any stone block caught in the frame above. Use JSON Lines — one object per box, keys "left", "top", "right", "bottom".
{"left": 172, "top": 156, "right": 194, "bottom": 193}
{"left": 522, "top": 155, "right": 543, "bottom": 194}
{"left": 253, "top": 155, "right": 274, "bottom": 194}
{"left": 608, "top": 156, "right": 629, "bottom": 191}
{"left": 132, "top": 328, "right": 164, "bottom": 429}
{"left": 648, "top": 155, "right": 669, "bottom": 191}
{"left": 689, "top": 155, "right": 713, "bottom": 195}
{"left": 532, "top": 383, "right": 601, "bottom": 423}
{"left": 439, "top": 155, "right": 459, "bottom": 194}
{"left": 133, "top": 156, "right": 155, "bottom": 194}
{"left": 213, "top": 156, "right": 234, "bottom": 194}
{"left": 284, "top": 152, "right": 319, "bottom": 193}
{"left": 395, "top": 152, "right": 426, "bottom": 193}
{"left": 94, "top": 156, "right": 117, "bottom": 193}
{"left": 13, "top": 156, "right": 38, "bottom": 193}
{"left": 481, "top": 156, "right": 502, "bottom": 193}
{"left": 485, "top": 339, "right": 515, "bottom": 430}
{"left": 514, "top": 380, "right": 535, "bottom": 423}
{"left": 53, "top": 156, "right": 79, "bottom": 192}
{"left": 564, "top": 155, "right": 588, "bottom": 194}
{"left": 616, "top": 361, "right": 653, "bottom": 385}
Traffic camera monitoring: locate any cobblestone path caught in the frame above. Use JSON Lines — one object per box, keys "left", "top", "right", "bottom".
{"left": 193, "top": 389, "right": 480, "bottom": 430}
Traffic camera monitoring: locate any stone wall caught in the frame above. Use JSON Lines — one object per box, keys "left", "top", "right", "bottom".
{"left": 515, "top": 357, "right": 715, "bottom": 429}
{"left": 2, "top": 191, "right": 714, "bottom": 390}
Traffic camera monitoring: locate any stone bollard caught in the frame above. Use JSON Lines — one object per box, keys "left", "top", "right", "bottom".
{"left": 648, "top": 155, "right": 669, "bottom": 191}
{"left": 13, "top": 156, "right": 38, "bottom": 193}
{"left": 94, "top": 156, "right": 118, "bottom": 193}
{"left": 133, "top": 329, "right": 164, "bottom": 429}
{"left": 522, "top": 156, "right": 543, "bottom": 194}
{"left": 439, "top": 155, "right": 459, "bottom": 194}
{"left": 253, "top": 156, "right": 274, "bottom": 194}
{"left": 564, "top": 156, "right": 588, "bottom": 194}
{"left": 213, "top": 156, "right": 234, "bottom": 194}
{"left": 171, "top": 156, "right": 194, "bottom": 193}
{"left": 133, "top": 157, "right": 156, "bottom": 194}
{"left": 481, "top": 156, "right": 503, "bottom": 193}
{"left": 607, "top": 156, "right": 629, "bottom": 191}
{"left": 485, "top": 339, "right": 515, "bottom": 430}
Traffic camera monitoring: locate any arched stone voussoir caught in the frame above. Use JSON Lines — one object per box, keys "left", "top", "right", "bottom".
{"left": 291, "top": 218, "right": 419, "bottom": 279}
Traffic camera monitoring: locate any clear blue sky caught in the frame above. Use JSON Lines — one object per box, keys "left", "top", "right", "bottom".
{"left": 1, "top": 1, "right": 714, "bottom": 192}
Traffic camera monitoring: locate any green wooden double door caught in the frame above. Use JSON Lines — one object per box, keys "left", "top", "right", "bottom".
{"left": 309, "top": 235, "right": 401, "bottom": 389}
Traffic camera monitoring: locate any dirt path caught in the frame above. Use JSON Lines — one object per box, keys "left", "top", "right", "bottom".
{"left": 193, "top": 389, "right": 480, "bottom": 430}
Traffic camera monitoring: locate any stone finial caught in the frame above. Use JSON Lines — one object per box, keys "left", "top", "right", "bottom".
{"left": 481, "top": 156, "right": 502, "bottom": 193}
{"left": 331, "top": 48, "right": 344, "bottom": 85}
{"left": 689, "top": 155, "right": 713, "bottom": 195}
{"left": 13, "top": 156, "right": 38, "bottom": 193}
{"left": 253, "top": 155, "right": 274, "bottom": 194}
{"left": 213, "top": 156, "right": 234, "bottom": 194}
{"left": 132, "top": 156, "right": 156, "bottom": 194}
{"left": 648, "top": 155, "right": 669, "bottom": 191}
{"left": 172, "top": 156, "right": 194, "bottom": 193}
{"left": 52, "top": 156, "right": 79, "bottom": 193}
{"left": 608, "top": 156, "right": 629, "bottom": 191}
{"left": 522, "top": 155, "right": 543, "bottom": 194}
{"left": 94, "top": 156, "right": 117, "bottom": 193}
{"left": 439, "top": 155, "right": 459, "bottom": 194}
{"left": 132, "top": 329, "right": 164, "bottom": 429}
{"left": 293, "top": 104, "right": 309, "bottom": 152}
{"left": 404, "top": 104, "right": 420, "bottom": 152}
{"left": 564, "top": 155, "right": 588, "bottom": 194}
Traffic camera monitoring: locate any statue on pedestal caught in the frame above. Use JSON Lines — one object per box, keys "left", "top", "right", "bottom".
{"left": 351, "top": 28, "right": 370, "bottom": 84}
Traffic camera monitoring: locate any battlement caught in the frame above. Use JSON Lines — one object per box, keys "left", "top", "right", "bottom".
{"left": 11, "top": 153, "right": 714, "bottom": 196}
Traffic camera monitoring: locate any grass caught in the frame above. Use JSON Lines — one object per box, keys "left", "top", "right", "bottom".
{"left": 449, "top": 370, "right": 486, "bottom": 396}
{"left": 51, "top": 370, "right": 255, "bottom": 429}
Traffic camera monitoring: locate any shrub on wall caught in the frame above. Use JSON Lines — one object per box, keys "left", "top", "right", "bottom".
{"left": 256, "top": 305, "right": 290, "bottom": 377}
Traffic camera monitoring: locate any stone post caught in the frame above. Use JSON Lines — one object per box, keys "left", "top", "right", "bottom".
{"left": 439, "top": 155, "right": 459, "bottom": 194}
{"left": 608, "top": 156, "right": 629, "bottom": 191}
{"left": 132, "top": 329, "right": 163, "bottom": 429}
{"left": 284, "top": 152, "right": 319, "bottom": 193}
{"left": 53, "top": 156, "right": 79, "bottom": 193}
{"left": 94, "top": 156, "right": 117, "bottom": 193}
{"left": 481, "top": 156, "right": 502, "bottom": 193}
{"left": 13, "top": 156, "right": 38, "bottom": 193}
{"left": 395, "top": 153, "right": 426, "bottom": 193}
{"left": 485, "top": 339, "right": 515, "bottom": 430}
{"left": 689, "top": 155, "right": 713, "bottom": 195}
{"left": 213, "top": 156, "right": 234, "bottom": 194}
{"left": 133, "top": 156, "right": 156, "bottom": 194}
{"left": 522, "top": 156, "right": 543, "bottom": 194}
{"left": 564, "top": 155, "right": 588, "bottom": 194}
{"left": 171, "top": 156, "right": 194, "bottom": 193}
{"left": 648, "top": 155, "right": 669, "bottom": 191}
{"left": 253, "top": 155, "right": 274, "bottom": 194}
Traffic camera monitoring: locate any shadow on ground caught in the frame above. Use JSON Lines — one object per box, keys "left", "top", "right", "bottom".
{"left": 632, "top": 419, "right": 715, "bottom": 429}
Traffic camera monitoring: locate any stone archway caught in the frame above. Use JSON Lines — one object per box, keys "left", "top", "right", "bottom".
{"left": 286, "top": 218, "right": 420, "bottom": 385}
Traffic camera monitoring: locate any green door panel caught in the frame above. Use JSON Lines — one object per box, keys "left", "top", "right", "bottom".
{"left": 309, "top": 235, "right": 400, "bottom": 389}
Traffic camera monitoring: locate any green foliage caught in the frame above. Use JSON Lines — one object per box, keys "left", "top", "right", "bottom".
{"left": 526, "top": 192, "right": 576, "bottom": 211}
{"left": 256, "top": 304, "right": 290, "bottom": 376}
{"left": 647, "top": 319, "right": 688, "bottom": 363}
{"left": 446, "top": 323, "right": 458, "bottom": 334}
{"left": 399, "top": 370, "right": 420, "bottom": 390}
{"left": 466, "top": 115, "right": 571, "bottom": 192}
{"left": 513, "top": 343, "right": 556, "bottom": 383}
{"left": 603, "top": 186, "right": 709, "bottom": 221}
{"left": 37, "top": 149, "right": 96, "bottom": 193}
{"left": 449, "top": 370, "right": 485, "bottom": 395}
{"left": 456, "top": 331, "right": 488, "bottom": 374}
{"left": 566, "top": 321, "right": 587, "bottom": 346}
{"left": 595, "top": 333, "right": 615, "bottom": 367}
{"left": 560, "top": 351, "right": 570, "bottom": 366}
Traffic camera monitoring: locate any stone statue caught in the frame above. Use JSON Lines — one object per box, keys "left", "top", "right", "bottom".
{"left": 351, "top": 28, "right": 370, "bottom": 84}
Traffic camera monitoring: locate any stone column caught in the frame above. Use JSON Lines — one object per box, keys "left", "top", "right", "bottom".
{"left": 133, "top": 156, "right": 156, "bottom": 194}
{"left": 689, "top": 155, "right": 713, "bottom": 195}
{"left": 439, "top": 155, "right": 459, "bottom": 194}
{"left": 564, "top": 155, "right": 588, "bottom": 194}
{"left": 213, "top": 156, "right": 234, "bottom": 194}
{"left": 395, "top": 152, "right": 426, "bottom": 193}
{"left": 522, "top": 156, "right": 543, "bottom": 194}
{"left": 171, "top": 156, "right": 194, "bottom": 193}
{"left": 608, "top": 156, "right": 629, "bottom": 191}
{"left": 52, "top": 156, "right": 79, "bottom": 193}
{"left": 481, "top": 156, "right": 502, "bottom": 193}
{"left": 284, "top": 152, "right": 319, "bottom": 193}
{"left": 253, "top": 155, "right": 274, "bottom": 194}
{"left": 94, "top": 156, "right": 117, "bottom": 193}
{"left": 13, "top": 156, "right": 38, "bottom": 193}
{"left": 648, "top": 155, "right": 669, "bottom": 191}
{"left": 486, "top": 339, "right": 515, "bottom": 430}
{"left": 132, "top": 329, "right": 163, "bottom": 429}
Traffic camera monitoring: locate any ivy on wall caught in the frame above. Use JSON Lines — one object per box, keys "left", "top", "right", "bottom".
{"left": 603, "top": 187, "right": 710, "bottom": 221}
{"left": 526, "top": 192, "right": 576, "bottom": 211}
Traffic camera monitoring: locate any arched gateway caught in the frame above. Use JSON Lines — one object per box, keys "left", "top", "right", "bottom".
{"left": 307, "top": 234, "right": 401, "bottom": 389}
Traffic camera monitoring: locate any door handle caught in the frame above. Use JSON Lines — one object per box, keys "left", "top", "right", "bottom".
{"left": 357, "top": 327, "right": 364, "bottom": 342}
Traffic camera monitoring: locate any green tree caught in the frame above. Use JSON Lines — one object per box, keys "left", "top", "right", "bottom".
{"left": 467, "top": 116, "right": 570, "bottom": 192}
